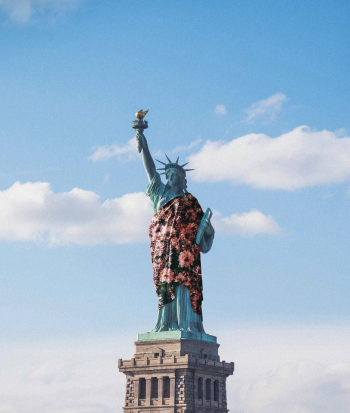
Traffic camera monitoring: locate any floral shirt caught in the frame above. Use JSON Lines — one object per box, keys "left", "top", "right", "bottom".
{"left": 148, "top": 190, "right": 204, "bottom": 318}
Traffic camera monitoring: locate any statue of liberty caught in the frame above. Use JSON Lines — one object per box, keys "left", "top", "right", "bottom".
{"left": 133, "top": 110, "right": 215, "bottom": 334}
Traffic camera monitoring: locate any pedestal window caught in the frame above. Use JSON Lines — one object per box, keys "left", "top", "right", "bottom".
{"left": 198, "top": 377, "right": 203, "bottom": 399}
{"left": 163, "top": 376, "right": 170, "bottom": 399}
{"left": 206, "top": 378, "right": 211, "bottom": 401}
{"left": 214, "top": 380, "right": 219, "bottom": 402}
{"left": 139, "top": 378, "right": 146, "bottom": 400}
{"left": 151, "top": 377, "right": 158, "bottom": 399}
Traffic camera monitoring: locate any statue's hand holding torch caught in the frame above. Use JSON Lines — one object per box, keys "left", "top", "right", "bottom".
{"left": 132, "top": 109, "right": 149, "bottom": 153}
{"left": 136, "top": 129, "right": 146, "bottom": 153}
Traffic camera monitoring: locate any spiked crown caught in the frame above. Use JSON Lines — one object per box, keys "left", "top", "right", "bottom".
{"left": 156, "top": 154, "right": 194, "bottom": 176}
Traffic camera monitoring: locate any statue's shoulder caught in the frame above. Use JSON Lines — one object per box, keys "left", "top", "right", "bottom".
{"left": 185, "top": 192, "right": 200, "bottom": 203}
{"left": 146, "top": 172, "right": 166, "bottom": 197}
{"left": 182, "top": 193, "right": 203, "bottom": 211}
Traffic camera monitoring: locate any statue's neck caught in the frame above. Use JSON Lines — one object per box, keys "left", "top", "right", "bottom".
{"left": 169, "top": 189, "right": 184, "bottom": 198}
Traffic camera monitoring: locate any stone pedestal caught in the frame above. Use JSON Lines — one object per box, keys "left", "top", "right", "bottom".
{"left": 118, "top": 333, "right": 234, "bottom": 413}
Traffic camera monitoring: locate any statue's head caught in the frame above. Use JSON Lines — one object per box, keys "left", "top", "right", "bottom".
{"left": 166, "top": 168, "right": 187, "bottom": 193}
{"left": 156, "top": 155, "right": 193, "bottom": 193}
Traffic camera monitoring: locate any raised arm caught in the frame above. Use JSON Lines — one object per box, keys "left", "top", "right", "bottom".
{"left": 136, "top": 129, "right": 156, "bottom": 182}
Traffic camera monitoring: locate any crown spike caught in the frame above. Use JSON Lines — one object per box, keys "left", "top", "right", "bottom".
{"left": 156, "top": 159, "right": 167, "bottom": 165}
{"left": 184, "top": 169, "right": 195, "bottom": 172}
{"left": 165, "top": 154, "right": 172, "bottom": 163}
{"left": 160, "top": 172, "right": 167, "bottom": 175}
{"left": 175, "top": 156, "right": 179, "bottom": 164}
{"left": 156, "top": 168, "right": 166, "bottom": 171}
{"left": 180, "top": 162, "right": 189, "bottom": 167}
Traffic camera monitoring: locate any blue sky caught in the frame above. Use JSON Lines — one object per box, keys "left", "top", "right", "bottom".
{"left": 0, "top": 1, "right": 349, "bottom": 412}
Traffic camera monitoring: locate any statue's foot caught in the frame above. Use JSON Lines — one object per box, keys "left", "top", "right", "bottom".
{"left": 149, "top": 326, "right": 166, "bottom": 333}
{"left": 169, "top": 322, "right": 179, "bottom": 331}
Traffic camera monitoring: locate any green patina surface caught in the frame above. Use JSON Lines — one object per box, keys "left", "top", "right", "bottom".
{"left": 137, "top": 330, "right": 217, "bottom": 343}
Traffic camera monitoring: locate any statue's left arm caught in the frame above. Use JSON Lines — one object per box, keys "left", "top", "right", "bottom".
{"left": 196, "top": 209, "right": 215, "bottom": 254}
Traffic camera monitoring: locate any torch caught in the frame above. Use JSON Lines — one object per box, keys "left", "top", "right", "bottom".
{"left": 132, "top": 109, "right": 149, "bottom": 153}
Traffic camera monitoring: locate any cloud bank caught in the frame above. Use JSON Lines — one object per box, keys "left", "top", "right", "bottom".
{"left": 0, "top": 0, "right": 82, "bottom": 23}
{"left": 233, "top": 360, "right": 350, "bottom": 413}
{"left": 90, "top": 139, "right": 202, "bottom": 162}
{"left": 244, "top": 92, "right": 287, "bottom": 122}
{"left": 0, "top": 182, "right": 279, "bottom": 245}
{"left": 189, "top": 126, "right": 350, "bottom": 190}
{"left": 214, "top": 104, "right": 227, "bottom": 115}
{"left": 89, "top": 138, "right": 138, "bottom": 162}
{"left": 0, "top": 182, "right": 153, "bottom": 245}
{"left": 213, "top": 209, "right": 281, "bottom": 236}
{"left": 220, "top": 324, "right": 350, "bottom": 413}
{"left": 167, "top": 139, "right": 202, "bottom": 155}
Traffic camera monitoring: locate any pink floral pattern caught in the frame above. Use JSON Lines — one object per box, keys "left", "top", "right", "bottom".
{"left": 149, "top": 194, "right": 204, "bottom": 317}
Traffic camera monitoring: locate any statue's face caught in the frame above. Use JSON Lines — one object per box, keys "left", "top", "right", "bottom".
{"left": 167, "top": 169, "right": 184, "bottom": 189}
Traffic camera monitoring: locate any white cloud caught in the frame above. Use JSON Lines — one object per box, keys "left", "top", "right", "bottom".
{"left": 152, "top": 140, "right": 203, "bottom": 160}
{"left": 0, "top": 337, "right": 127, "bottom": 413}
{"left": 168, "top": 139, "right": 202, "bottom": 154}
{"left": 90, "top": 138, "right": 202, "bottom": 163}
{"left": 214, "top": 104, "right": 227, "bottom": 115}
{"left": 0, "top": 0, "right": 82, "bottom": 23}
{"left": 29, "top": 358, "right": 75, "bottom": 384}
{"left": 0, "top": 181, "right": 153, "bottom": 245}
{"left": 219, "top": 324, "right": 350, "bottom": 413}
{"left": 244, "top": 93, "right": 287, "bottom": 122}
{"left": 89, "top": 138, "right": 138, "bottom": 162}
{"left": 214, "top": 209, "right": 281, "bottom": 236}
{"left": 0, "top": 324, "right": 349, "bottom": 413}
{"left": 0, "top": 181, "right": 279, "bottom": 245}
{"left": 231, "top": 360, "right": 350, "bottom": 413}
{"left": 189, "top": 125, "right": 350, "bottom": 190}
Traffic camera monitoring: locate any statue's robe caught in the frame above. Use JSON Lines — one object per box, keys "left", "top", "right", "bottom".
{"left": 146, "top": 172, "right": 209, "bottom": 332}
{"left": 149, "top": 193, "right": 204, "bottom": 318}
